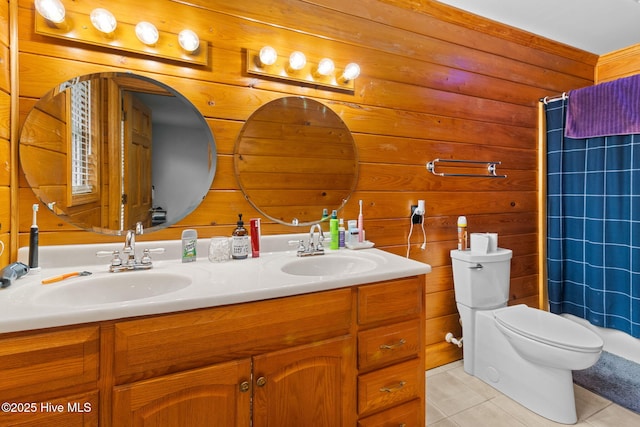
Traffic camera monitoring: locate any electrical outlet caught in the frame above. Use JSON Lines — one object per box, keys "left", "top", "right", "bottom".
{"left": 411, "top": 205, "right": 423, "bottom": 224}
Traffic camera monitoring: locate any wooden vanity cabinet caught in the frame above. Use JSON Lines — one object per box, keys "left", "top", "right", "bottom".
{"left": 0, "top": 275, "right": 425, "bottom": 427}
{"left": 0, "top": 326, "right": 100, "bottom": 427}
{"left": 109, "top": 288, "right": 357, "bottom": 427}
{"left": 356, "top": 277, "right": 425, "bottom": 426}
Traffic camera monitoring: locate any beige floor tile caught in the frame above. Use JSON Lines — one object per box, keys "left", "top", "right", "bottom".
{"left": 427, "top": 370, "right": 486, "bottom": 416}
{"left": 446, "top": 365, "right": 501, "bottom": 400}
{"left": 573, "top": 385, "right": 611, "bottom": 421}
{"left": 429, "top": 418, "right": 460, "bottom": 427}
{"left": 426, "top": 361, "right": 640, "bottom": 427}
{"left": 449, "top": 401, "right": 526, "bottom": 427}
{"left": 491, "top": 394, "right": 592, "bottom": 427}
{"left": 427, "top": 360, "right": 463, "bottom": 378}
{"left": 427, "top": 399, "right": 447, "bottom": 425}
{"left": 583, "top": 404, "right": 640, "bottom": 427}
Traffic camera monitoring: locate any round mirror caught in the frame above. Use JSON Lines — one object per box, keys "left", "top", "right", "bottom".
{"left": 19, "top": 72, "right": 216, "bottom": 235}
{"left": 234, "top": 97, "right": 358, "bottom": 226}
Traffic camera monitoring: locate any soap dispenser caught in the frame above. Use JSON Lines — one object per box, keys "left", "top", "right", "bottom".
{"left": 231, "top": 214, "right": 250, "bottom": 259}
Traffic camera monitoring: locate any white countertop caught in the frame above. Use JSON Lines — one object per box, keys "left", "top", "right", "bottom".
{"left": 1, "top": 234, "right": 431, "bottom": 333}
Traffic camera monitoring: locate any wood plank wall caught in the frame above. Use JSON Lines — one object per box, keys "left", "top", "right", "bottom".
{"left": 9, "top": 0, "right": 597, "bottom": 368}
{"left": 596, "top": 44, "right": 640, "bottom": 83}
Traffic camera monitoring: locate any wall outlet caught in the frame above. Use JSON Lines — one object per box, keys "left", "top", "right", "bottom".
{"left": 411, "top": 205, "right": 423, "bottom": 224}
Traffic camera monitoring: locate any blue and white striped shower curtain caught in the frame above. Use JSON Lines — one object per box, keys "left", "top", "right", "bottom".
{"left": 545, "top": 99, "right": 640, "bottom": 339}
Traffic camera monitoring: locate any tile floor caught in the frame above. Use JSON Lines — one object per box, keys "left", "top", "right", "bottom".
{"left": 427, "top": 361, "right": 640, "bottom": 426}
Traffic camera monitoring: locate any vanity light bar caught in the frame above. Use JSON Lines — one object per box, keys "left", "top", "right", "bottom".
{"left": 34, "top": 2, "right": 208, "bottom": 66}
{"left": 246, "top": 47, "right": 359, "bottom": 93}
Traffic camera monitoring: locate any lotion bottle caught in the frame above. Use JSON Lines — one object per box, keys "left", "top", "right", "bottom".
{"left": 457, "top": 216, "right": 468, "bottom": 251}
{"left": 231, "top": 214, "right": 250, "bottom": 259}
{"left": 329, "top": 210, "right": 339, "bottom": 250}
{"left": 338, "top": 218, "right": 345, "bottom": 248}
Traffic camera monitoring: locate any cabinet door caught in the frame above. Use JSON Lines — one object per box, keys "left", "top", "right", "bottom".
{"left": 252, "top": 335, "right": 356, "bottom": 427}
{"left": 112, "top": 359, "right": 251, "bottom": 427}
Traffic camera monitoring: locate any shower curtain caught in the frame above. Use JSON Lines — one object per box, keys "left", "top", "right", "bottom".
{"left": 545, "top": 99, "right": 640, "bottom": 339}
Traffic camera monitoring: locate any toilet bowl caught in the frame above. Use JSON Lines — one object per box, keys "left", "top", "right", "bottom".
{"left": 451, "top": 248, "right": 603, "bottom": 424}
{"left": 494, "top": 304, "right": 603, "bottom": 370}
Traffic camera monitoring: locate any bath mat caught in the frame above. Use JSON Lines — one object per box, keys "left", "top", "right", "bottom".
{"left": 573, "top": 351, "right": 640, "bottom": 414}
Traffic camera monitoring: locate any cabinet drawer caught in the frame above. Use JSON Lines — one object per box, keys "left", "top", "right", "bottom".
{"left": 357, "top": 399, "right": 422, "bottom": 427}
{"left": 114, "top": 288, "right": 352, "bottom": 383}
{"left": 357, "top": 358, "right": 423, "bottom": 416}
{"left": 358, "top": 277, "right": 422, "bottom": 326}
{"left": 358, "top": 320, "right": 420, "bottom": 372}
{"left": 0, "top": 326, "right": 99, "bottom": 399}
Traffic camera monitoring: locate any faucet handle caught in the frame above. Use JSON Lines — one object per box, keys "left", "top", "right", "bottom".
{"left": 96, "top": 250, "right": 122, "bottom": 266}
{"left": 140, "top": 248, "right": 165, "bottom": 265}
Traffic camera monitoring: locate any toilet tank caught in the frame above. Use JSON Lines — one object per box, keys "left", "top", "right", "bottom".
{"left": 450, "top": 248, "right": 513, "bottom": 309}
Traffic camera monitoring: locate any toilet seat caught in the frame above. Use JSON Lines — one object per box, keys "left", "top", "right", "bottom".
{"left": 494, "top": 305, "right": 603, "bottom": 352}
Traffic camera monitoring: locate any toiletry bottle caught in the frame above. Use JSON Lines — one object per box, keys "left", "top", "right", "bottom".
{"left": 231, "top": 214, "right": 250, "bottom": 259}
{"left": 338, "top": 218, "right": 345, "bottom": 248}
{"left": 250, "top": 218, "right": 261, "bottom": 258}
{"left": 347, "top": 219, "right": 358, "bottom": 246}
{"left": 457, "top": 216, "right": 468, "bottom": 251}
{"left": 182, "top": 229, "right": 198, "bottom": 262}
{"left": 330, "top": 210, "right": 339, "bottom": 250}
{"left": 321, "top": 208, "right": 329, "bottom": 231}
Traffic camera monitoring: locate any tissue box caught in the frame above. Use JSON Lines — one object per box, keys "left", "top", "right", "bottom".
{"left": 470, "top": 233, "right": 498, "bottom": 254}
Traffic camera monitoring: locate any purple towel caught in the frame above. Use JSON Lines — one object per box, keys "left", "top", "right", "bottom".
{"left": 565, "top": 73, "right": 640, "bottom": 138}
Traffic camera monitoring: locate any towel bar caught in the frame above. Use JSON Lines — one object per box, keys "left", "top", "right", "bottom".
{"left": 426, "top": 159, "right": 507, "bottom": 178}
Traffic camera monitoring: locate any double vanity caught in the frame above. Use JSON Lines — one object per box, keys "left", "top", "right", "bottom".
{"left": 0, "top": 234, "right": 430, "bottom": 426}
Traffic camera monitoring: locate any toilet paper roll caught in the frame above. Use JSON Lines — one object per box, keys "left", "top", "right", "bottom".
{"left": 470, "top": 233, "right": 498, "bottom": 254}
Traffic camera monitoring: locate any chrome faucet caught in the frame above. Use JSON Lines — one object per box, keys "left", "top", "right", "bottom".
{"left": 123, "top": 222, "right": 143, "bottom": 264}
{"left": 296, "top": 224, "right": 325, "bottom": 257}
{"left": 97, "top": 222, "right": 164, "bottom": 272}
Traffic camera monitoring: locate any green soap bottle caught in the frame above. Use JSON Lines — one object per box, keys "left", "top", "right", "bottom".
{"left": 329, "top": 210, "right": 339, "bottom": 250}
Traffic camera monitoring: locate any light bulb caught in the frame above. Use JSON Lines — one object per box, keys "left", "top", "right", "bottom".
{"left": 316, "top": 58, "right": 335, "bottom": 76}
{"left": 258, "top": 46, "right": 277, "bottom": 66}
{"left": 178, "top": 29, "right": 200, "bottom": 53}
{"left": 34, "top": 0, "right": 66, "bottom": 24}
{"left": 342, "top": 63, "right": 360, "bottom": 81}
{"left": 90, "top": 8, "right": 117, "bottom": 34}
{"left": 288, "top": 51, "right": 306, "bottom": 71}
{"left": 135, "top": 22, "right": 159, "bottom": 45}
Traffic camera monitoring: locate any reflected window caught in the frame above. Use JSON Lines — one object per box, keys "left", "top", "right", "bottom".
{"left": 68, "top": 80, "right": 99, "bottom": 206}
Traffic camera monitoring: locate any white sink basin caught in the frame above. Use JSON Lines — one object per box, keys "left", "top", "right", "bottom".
{"left": 34, "top": 272, "right": 192, "bottom": 306}
{"left": 280, "top": 254, "right": 378, "bottom": 276}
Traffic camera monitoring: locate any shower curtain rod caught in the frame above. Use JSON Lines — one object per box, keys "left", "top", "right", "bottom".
{"left": 539, "top": 92, "right": 568, "bottom": 104}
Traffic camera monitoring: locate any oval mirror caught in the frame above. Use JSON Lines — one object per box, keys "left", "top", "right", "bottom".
{"left": 20, "top": 72, "right": 216, "bottom": 235}
{"left": 234, "top": 97, "right": 358, "bottom": 226}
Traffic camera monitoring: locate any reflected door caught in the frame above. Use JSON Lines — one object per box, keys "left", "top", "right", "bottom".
{"left": 122, "top": 92, "right": 153, "bottom": 229}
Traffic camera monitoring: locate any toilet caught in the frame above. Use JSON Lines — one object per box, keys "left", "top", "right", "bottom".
{"left": 450, "top": 248, "right": 603, "bottom": 424}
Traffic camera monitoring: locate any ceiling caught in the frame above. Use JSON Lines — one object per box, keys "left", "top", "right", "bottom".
{"left": 436, "top": 0, "right": 640, "bottom": 55}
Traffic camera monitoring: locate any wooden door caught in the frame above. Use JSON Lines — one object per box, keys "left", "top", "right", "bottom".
{"left": 252, "top": 336, "right": 357, "bottom": 427}
{"left": 112, "top": 359, "right": 252, "bottom": 427}
{"left": 122, "top": 92, "right": 153, "bottom": 229}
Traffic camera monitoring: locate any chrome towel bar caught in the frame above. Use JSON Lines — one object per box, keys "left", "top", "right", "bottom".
{"left": 426, "top": 159, "right": 507, "bottom": 178}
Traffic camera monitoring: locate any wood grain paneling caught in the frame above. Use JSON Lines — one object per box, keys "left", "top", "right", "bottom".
{"left": 7, "top": 0, "right": 599, "bottom": 368}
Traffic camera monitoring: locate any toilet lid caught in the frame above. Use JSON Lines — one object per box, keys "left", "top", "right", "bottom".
{"left": 494, "top": 305, "right": 603, "bottom": 351}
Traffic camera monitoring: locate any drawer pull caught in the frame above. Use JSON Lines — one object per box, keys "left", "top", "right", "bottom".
{"left": 379, "top": 338, "right": 406, "bottom": 350}
{"left": 256, "top": 376, "right": 267, "bottom": 387}
{"left": 379, "top": 380, "right": 406, "bottom": 393}
{"left": 239, "top": 381, "right": 250, "bottom": 392}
